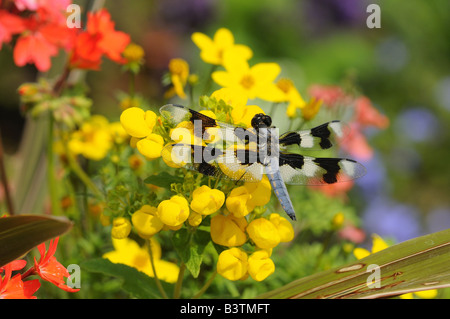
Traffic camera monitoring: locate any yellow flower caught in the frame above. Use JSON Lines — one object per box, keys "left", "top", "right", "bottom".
{"left": 276, "top": 78, "right": 307, "bottom": 118}
{"left": 120, "top": 107, "right": 164, "bottom": 159}
{"left": 157, "top": 195, "right": 190, "bottom": 227}
{"left": 210, "top": 214, "right": 247, "bottom": 247}
{"left": 111, "top": 217, "right": 132, "bottom": 239}
{"left": 136, "top": 133, "right": 165, "bottom": 159}
{"left": 109, "top": 121, "right": 129, "bottom": 144}
{"left": 216, "top": 247, "right": 248, "bottom": 281}
{"left": 188, "top": 211, "right": 203, "bottom": 227}
{"left": 268, "top": 213, "right": 294, "bottom": 243}
{"left": 246, "top": 217, "right": 280, "bottom": 249}
{"left": 192, "top": 28, "right": 253, "bottom": 65}
{"left": 165, "top": 58, "right": 189, "bottom": 99}
{"left": 190, "top": 185, "right": 225, "bottom": 215}
{"left": 131, "top": 205, "right": 164, "bottom": 238}
{"left": 331, "top": 212, "right": 345, "bottom": 229}
{"left": 68, "top": 115, "right": 113, "bottom": 160}
{"left": 123, "top": 43, "right": 145, "bottom": 63}
{"left": 302, "top": 97, "right": 322, "bottom": 121}
{"left": 120, "top": 107, "right": 157, "bottom": 138}
{"left": 245, "top": 175, "right": 272, "bottom": 207}
{"left": 225, "top": 186, "right": 254, "bottom": 218}
{"left": 400, "top": 290, "right": 438, "bottom": 299}
{"left": 212, "top": 50, "right": 285, "bottom": 102}
{"left": 248, "top": 250, "right": 275, "bottom": 281}
{"left": 103, "top": 237, "right": 179, "bottom": 283}
{"left": 353, "top": 234, "right": 389, "bottom": 260}
{"left": 128, "top": 153, "right": 144, "bottom": 170}
{"left": 354, "top": 234, "right": 437, "bottom": 299}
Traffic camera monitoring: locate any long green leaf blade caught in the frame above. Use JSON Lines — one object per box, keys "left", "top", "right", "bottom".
{"left": 258, "top": 229, "right": 450, "bottom": 299}
{"left": 0, "top": 215, "right": 73, "bottom": 267}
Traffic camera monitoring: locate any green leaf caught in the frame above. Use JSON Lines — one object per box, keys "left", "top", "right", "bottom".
{"left": 258, "top": 229, "right": 450, "bottom": 299}
{"left": 81, "top": 258, "right": 169, "bottom": 299}
{"left": 0, "top": 215, "right": 73, "bottom": 267}
{"left": 172, "top": 229, "right": 211, "bottom": 278}
{"left": 143, "top": 172, "right": 184, "bottom": 189}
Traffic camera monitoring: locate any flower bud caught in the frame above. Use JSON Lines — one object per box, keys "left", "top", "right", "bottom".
{"left": 111, "top": 217, "right": 131, "bottom": 239}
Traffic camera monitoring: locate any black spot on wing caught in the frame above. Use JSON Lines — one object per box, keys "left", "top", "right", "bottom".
{"left": 310, "top": 121, "right": 338, "bottom": 150}
{"left": 313, "top": 157, "right": 341, "bottom": 184}
{"left": 279, "top": 152, "right": 305, "bottom": 169}
{"left": 279, "top": 132, "right": 302, "bottom": 147}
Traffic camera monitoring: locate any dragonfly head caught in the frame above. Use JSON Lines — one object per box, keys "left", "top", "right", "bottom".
{"left": 251, "top": 113, "right": 272, "bottom": 129}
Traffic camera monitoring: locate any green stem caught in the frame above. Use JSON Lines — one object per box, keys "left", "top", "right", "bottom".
{"left": 66, "top": 152, "right": 103, "bottom": 200}
{"left": 148, "top": 239, "right": 169, "bottom": 299}
{"left": 193, "top": 270, "right": 217, "bottom": 299}
{"left": 173, "top": 262, "right": 186, "bottom": 299}
{"left": 0, "top": 130, "right": 14, "bottom": 215}
{"left": 47, "top": 114, "right": 61, "bottom": 215}
{"left": 201, "top": 65, "right": 217, "bottom": 96}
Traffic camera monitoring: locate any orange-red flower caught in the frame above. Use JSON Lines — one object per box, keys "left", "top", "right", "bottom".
{"left": 0, "top": 10, "right": 26, "bottom": 49}
{"left": 69, "top": 9, "right": 131, "bottom": 70}
{"left": 0, "top": 262, "right": 40, "bottom": 299}
{"left": 33, "top": 237, "right": 79, "bottom": 292}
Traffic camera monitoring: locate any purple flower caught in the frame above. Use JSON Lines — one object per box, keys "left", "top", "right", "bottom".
{"left": 395, "top": 107, "right": 440, "bottom": 143}
{"left": 362, "top": 197, "right": 423, "bottom": 243}
{"left": 426, "top": 207, "right": 450, "bottom": 233}
{"left": 355, "top": 152, "right": 387, "bottom": 200}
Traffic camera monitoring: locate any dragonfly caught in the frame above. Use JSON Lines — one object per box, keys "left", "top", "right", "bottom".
{"left": 159, "top": 104, "right": 366, "bottom": 221}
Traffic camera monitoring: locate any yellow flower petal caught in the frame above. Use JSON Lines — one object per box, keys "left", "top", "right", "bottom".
{"left": 157, "top": 195, "right": 190, "bottom": 227}
{"left": 131, "top": 205, "right": 164, "bottom": 238}
{"left": 190, "top": 185, "right": 225, "bottom": 215}
{"left": 247, "top": 218, "right": 280, "bottom": 249}
{"left": 136, "top": 133, "right": 164, "bottom": 159}
{"left": 248, "top": 250, "right": 275, "bottom": 281}
{"left": 210, "top": 214, "right": 247, "bottom": 247}
{"left": 111, "top": 217, "right": 132, "bottom": 239}
{"left": 120, "top": 107, "right": 155, "bottom": 138}
{"left": 371, "top": 234, "right": 389, "bottom": 254}
{"left": 353, "top": 247, "right": 371, "bottom": 260}
{"left": 269, "top": 213, "right": 294, "bottom": 242}
{"left": 217, "top": 247, "right": 248, "bottom": 281}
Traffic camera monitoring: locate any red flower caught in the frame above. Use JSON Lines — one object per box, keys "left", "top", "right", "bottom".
{"left": 0, "top": 262, "right": 40, "bottom": 299}
{"left": 355, "top": 96, "right": 389, "bottom": 129}
{"left": 13, "top": 9, "right": 76, "bottom": 71}
{"left": 0, "top": 10, "right": 26, "bottom": 49}
{"left": 33, "top": 237, "right": 79, "bottom": 292}
{"left": 69, "top": 9, "right": 130, "bottom": 70}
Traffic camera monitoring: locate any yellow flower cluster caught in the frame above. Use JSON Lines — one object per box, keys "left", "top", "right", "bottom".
{"left": 120, "top": 107, "right": 164, "bottom": 159}
{"left": 68, "top": 115, "right": 128, "bottom": 160}
{"left": 114, "top": 28, "right": 307, "bottom": 283}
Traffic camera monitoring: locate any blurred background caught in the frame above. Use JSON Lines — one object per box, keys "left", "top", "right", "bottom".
{"left": 1, "top": 0, "right": 450, "bottom": 297}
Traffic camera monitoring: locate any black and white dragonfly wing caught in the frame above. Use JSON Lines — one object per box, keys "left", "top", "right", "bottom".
{"left": 160, "top": 104, "right": 256, "bottom": 144}
{"left": 161, "top": 143, "right": 265, "bottom": 183}
{"left": 279, "top": 120, "right": 348, "bottom": 150}
{"left": 278, "top": 152, "right": 366, "bottom": 186}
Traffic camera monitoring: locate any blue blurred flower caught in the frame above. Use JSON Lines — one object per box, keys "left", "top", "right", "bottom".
{"left": 355, "top": 152, "right": 388, "bottom": 200}
{"left": 426, "top": 207, "right": 450, "bottom": 233}
{"left": 395, "top": 107, "right": 440, "bottom": 143}
{"left": 362, "top": 197, "right": 423, "bottom": 243}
